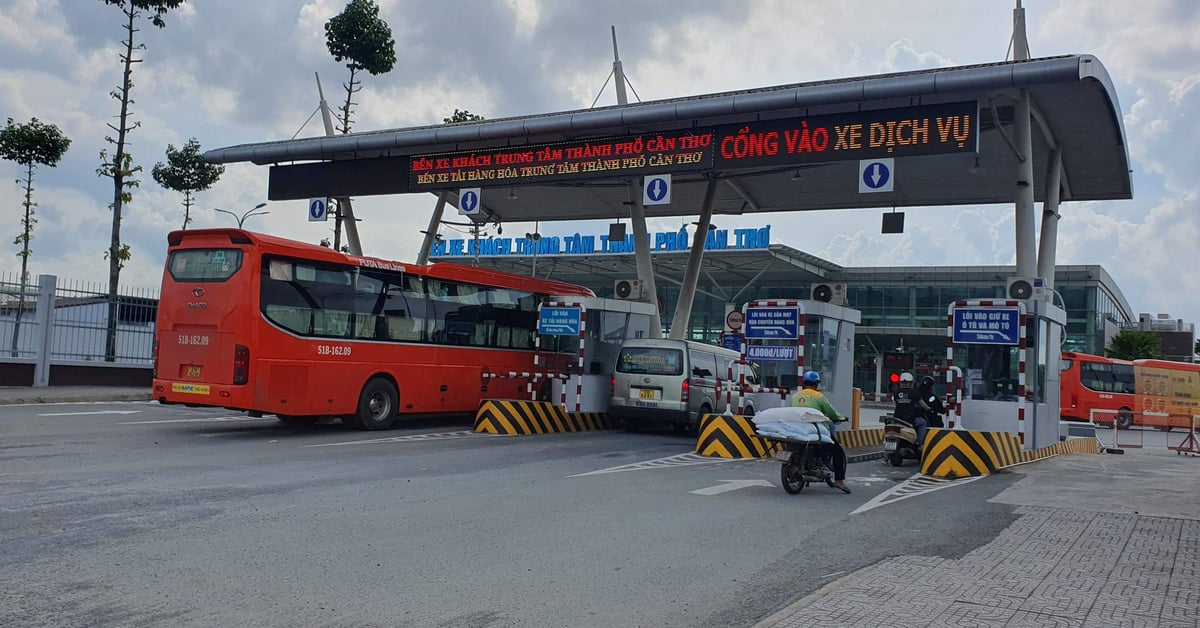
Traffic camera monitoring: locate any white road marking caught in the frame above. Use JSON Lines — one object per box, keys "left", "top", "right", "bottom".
{"left": 302, "top": 430, "right": 489, "bottom": 447}
{"left": 850, "top": 473, "right": 985, "bottom": 515}
{"left": 689, "top": 479, "right": 774, "bottom": 495}
{"left": 116, "top": 416, "right": 267, "bottom": 424}
{"left": 568, "top": 452, "right": 743, "bottom": 477}
{"left": 37, "top": 410, "right": 141, "bottom": 417}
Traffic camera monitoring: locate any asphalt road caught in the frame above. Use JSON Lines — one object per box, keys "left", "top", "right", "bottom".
{"left": 2, "top": 401, "right": 1056, "bottom": 627}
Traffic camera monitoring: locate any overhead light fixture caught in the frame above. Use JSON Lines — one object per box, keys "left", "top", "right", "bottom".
{"left": 507, "top": 188, "right": 518, "bottom": 200}
{"left": 968, "top": 157, "right": 984, "bottom": 175}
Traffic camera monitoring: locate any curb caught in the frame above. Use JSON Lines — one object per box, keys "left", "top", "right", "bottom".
{"left": 0, "top": 392, "right": 152, "bottom": 405}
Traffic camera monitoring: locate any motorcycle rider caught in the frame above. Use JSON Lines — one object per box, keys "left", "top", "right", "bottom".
{"left": 917, "top": 375, "right": 946, "bottom": 428}
{"left": 892, "top": 372, "right": 929, "bottom": 446}
{"left": 790, "top": 371, "right": 851, "bottom": 494}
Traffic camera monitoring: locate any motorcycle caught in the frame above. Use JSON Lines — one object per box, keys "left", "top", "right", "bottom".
{"left": 752, "top": 406, "right": 839, "bottom": 494}
{"left": 774, "top": 440, "right": 838, "bottom": 493}
{"left": 883, "top": 415, "right": 921, "bottom": 467}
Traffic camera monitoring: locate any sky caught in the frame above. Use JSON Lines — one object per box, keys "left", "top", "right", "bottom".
{"left": 1, "top": 0, "right": 1198, "bottom": 326}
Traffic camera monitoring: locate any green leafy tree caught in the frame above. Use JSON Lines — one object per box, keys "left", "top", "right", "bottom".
{"left": 324, "top": 0, "right": 395, "bottom": 251}
{"left": 152, "top": 138, "right": 224, "bottom": 230}
{"left": 325, "top": 0, "right": 396, "bottom": 135}
{"left": 0, "top": 117, "right": 71, "bottom": 357}
{"left": 443, "top": 109, "right": 485, "bottom": 124}
{"left": 98, "top": 0, "right": 185, "bottom": 361}
{"left": 1105, "top": 330, "right": 1162, "bottom": 360}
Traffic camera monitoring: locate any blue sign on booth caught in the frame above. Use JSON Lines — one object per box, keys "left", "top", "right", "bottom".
{"left": 538, "top": 307, "right": 581, "bottom": 336}
{"left": 745, "top": 307, "right": 800, "bottom": 339}
{"left": 952, "top": 307, "right": 1020, "bottom": 345}
{"left": 720, "top": 333, "right": 743, "bottom": 351}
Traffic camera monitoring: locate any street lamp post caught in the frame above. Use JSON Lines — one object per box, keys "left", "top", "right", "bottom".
{"left": 526, "top": 220, "right": 541, "bottom": 277}
{"left": 213, "top": 202, "right": 269, "bottom": 229}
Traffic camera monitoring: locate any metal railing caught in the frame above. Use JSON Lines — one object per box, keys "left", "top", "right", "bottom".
{"left": 0, "top": 273, "right": 158, "bottom": 383}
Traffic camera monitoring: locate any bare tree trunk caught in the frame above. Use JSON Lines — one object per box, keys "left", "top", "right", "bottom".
{"left": 182, "top": 189, "right": 192, "bottom": 230}
{"left": 106, "top": 7, "right": 138, "bottom": 363}
{"left": 10, "top": 162, "right": 34, "bottom": 358}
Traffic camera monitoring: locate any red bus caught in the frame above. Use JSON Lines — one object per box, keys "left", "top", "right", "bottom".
{"left": 1060, "top": 351, "right": 1198, "bottom": 431}
{"left": 152, "top": 228, "right": 593, "bottom": 429}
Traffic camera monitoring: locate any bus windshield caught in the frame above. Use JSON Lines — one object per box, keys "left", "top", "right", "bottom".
{"left": 168, "top": 249, "right": 243, "bottom": 282}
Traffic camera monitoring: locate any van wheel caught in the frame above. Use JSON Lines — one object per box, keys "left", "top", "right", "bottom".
{"left": 347, "top": 377, "right": 398, "bottom": 430}
{"left": 694, "top": 404, "right": 713, "bottom": 434}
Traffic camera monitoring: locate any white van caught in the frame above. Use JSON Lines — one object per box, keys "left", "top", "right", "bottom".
{"left": 609, "top": 339, "right": 764, "bottom": 431}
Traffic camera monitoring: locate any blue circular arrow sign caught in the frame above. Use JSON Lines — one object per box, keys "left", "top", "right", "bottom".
{"left": 461, "top": 191, "right": 479, "bottom": 213}
{"left": 646, "top": 177, "right": 669, "bottom": 202}
{"left": 862, "top": 161, "right": 891, "bottom": 189}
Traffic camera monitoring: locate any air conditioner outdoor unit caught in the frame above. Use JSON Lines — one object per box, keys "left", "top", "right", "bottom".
{"left": 812, "top": 283, "right": 848, "bottom": 306}
{"left": 614, "top": 279, "right": 642, "bottom": 300}
{"left": 1006, "top": 277, "right": 1046, "bottom": 301}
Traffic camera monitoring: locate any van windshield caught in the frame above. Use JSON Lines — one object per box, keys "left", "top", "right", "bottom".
{"left": 617, "top": 347, "right": 683, "bottom": 376}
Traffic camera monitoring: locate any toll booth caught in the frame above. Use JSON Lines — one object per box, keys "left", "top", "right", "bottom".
{"left": 538, "top": 296, "right": 658, "bottom": 412}
{"left": 949, "top": 299, "right": 1066, "bottom": 450}
{"left": 737, "top": 300, "right": 861, "bottom": 413}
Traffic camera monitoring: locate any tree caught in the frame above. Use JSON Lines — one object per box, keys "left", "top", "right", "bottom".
{"left": 98, "top": 0, "right": 185, "bottom": 362}
{"left": 443, "top": 109, "right": 485, "bottom": 124}
{"left": 0, "top": 117, "right": 71, "bottom": 357}
{"left": 325, "top": 0, "right": 396, "bottom": 135}
{"left": 1105, "top": 330, "right": 1162, "bottom": 360}
{"left": 325, "top": 0, "right": 395, "bottom": 251}
{"left": 152, "top": 138, "right": 224, "bottom": 229}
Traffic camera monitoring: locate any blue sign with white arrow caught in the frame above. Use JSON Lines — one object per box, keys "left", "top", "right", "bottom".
{"left": 308, "top": 198, "right": 328, "bottom": 222}
{"left": 859, "top": 158, "right": 894, "bottom": 193}
{"left": 458, "top": 188, "right": 481, "bottom": 215}
{"left": 745, "top": 307, "right": 800, "bottom": 339}
{"left": 952, "top": 307, "right": 1020, "bottom": 345}
{"left": 643, "top": 174, "right": 671, "bottom": 205}
{"left": 538, "top": 307, "right": 581, "bottom": 336}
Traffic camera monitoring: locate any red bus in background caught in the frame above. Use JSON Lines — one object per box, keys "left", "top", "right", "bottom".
{"left": 1060, "top": 351, "right": 1198, "bottom": 431}
{"left": 152, "top": 229, "right": 593, "bottom": 429}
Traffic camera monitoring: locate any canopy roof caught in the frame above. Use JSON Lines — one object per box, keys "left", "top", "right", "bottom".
{"left": 207, "top": 55, "right": 1130, "bottom": 223}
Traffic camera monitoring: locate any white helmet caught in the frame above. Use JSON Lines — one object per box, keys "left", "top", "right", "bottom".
{"left": 899, "top": 372, "right": 915, "bottom": 383}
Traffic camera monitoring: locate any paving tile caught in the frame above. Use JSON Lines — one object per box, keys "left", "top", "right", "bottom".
{"left": 1080, "top": 609, "right": 1163, "bottom": 628}
{"left": 1005, "top": 610, "right": 1087, "bottom": 627}
{"left": 1160, "top": 600, "right": 1200, "bottom": 625}
{"left": 1089, "top": 593, "right": 1165, "bottom": 618}
{"left": 929, "top": 601, "right": 1016, "bottom": 627}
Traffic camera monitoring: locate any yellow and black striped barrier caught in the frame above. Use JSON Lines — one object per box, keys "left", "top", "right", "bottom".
{"left": 920, "top": 428, "right": 1099, "bottom": 479}
{"left": 473, "top": 400, "right": 613, "bottom": 435}
{"left": 695, "top": 415, "right": 886, "bottom": 459}
{"left": 695, "top": 414, "right": 779, "bottom": 458}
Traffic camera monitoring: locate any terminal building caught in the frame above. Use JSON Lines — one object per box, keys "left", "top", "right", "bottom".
{"left": 435, "top": 223, "right": 1136, "bottom": 396}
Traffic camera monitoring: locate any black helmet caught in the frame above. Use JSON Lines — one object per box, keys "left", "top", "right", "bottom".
{"left": 920, "top": 376, "right": 935, "bottom": 388}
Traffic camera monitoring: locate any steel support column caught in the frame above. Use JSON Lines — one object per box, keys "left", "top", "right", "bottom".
{"left": 628, "top": 181, "right": 661, "bottom": 338}
{"left": 1036, "top": 148, "right": 1063, "bottom": 290}
{"left": 669, "top": 179, "right": 718, "bottom": 339}
{"left": 415, "top": 192, "right": 449, "bottom": 265}
{"left": 1014, "top": 90, "right": 1037, "bottom": 278}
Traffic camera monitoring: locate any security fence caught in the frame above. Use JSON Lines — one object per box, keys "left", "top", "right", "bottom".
{"left": 0, "top": 272, "right": 157, "bottom": 384}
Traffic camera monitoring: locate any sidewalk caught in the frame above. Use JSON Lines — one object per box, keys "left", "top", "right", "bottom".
{"left": 755, "top": 447, "right": 1200, "bottom": 627}
{"left": 0, "top": 386, "right": 151, "bottom": 405}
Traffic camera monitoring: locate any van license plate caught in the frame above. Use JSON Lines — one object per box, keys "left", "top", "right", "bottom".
{"left": 638, "top": 388, "right": 657, "bottom": 400}
{"left": 186, "top": 365, "right": 201, "bottom": 378}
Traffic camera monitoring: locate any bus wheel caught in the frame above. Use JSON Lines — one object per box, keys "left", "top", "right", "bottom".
{"left": 350, "top": 378, "right": 398, "bottom": 431}
{"left": 1115, "top": 409, "right": 1134, "bottom": 431}
{"left": 276, "top": 414, "right": 318, "bottom": 427}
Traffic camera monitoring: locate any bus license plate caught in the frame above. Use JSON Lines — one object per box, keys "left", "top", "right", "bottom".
{"left": 186, "top": 365, "right": 201, "bottom": 378}
{"left": 638, "top": 388, "right": 658, "bottom": 400}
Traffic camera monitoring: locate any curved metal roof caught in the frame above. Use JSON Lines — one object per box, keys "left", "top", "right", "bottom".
{"left": 208, "top": 54, "right": 1131, "bottom": 223}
